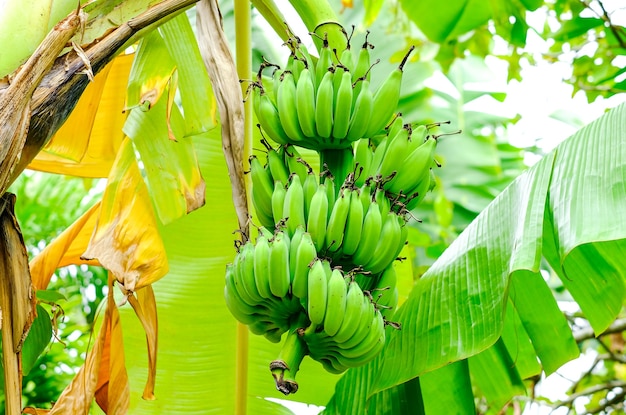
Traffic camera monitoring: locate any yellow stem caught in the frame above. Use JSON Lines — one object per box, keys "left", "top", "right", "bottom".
{"left": 234, "top": 0, "right": 252, "bottom": 414}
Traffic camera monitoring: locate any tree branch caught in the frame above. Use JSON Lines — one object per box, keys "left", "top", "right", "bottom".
{"left": 573, "top": 318, "right": 626, "bottom": 342}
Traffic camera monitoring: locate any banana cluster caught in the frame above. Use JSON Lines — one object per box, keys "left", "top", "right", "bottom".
{"left": 353, "top": 114, "right": 440, "bottom": 211}
{"left": 252, "top": 30, "right": 415, "bottom": 150}
{"left": 227, "top": 23, "right": 450, "bottom": 396}
{"left": 225, "top": 223, "right": 398, "bottom": 393}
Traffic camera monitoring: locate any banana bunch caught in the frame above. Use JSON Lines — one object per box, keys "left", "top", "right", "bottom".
{"left": 301, "top": 268, "right": 386, "bottom": 374}
{"left": 252, "top": 29, "right": 415, "bottom": 151}
{"left": 224, "top": 228, "right": 310, "bottom": 343}
{"left": 353, "top": 115, "right": 439, "bottom": 211}
{"left": 228, "top": 23, "right": 456, "bottom": 396}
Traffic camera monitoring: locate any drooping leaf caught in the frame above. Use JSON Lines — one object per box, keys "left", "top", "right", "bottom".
{"left": 82, "top": 138, "right": 169, "bottom": 293}
{"left": 326, "top": 91, "right": 626, "bottom": 414}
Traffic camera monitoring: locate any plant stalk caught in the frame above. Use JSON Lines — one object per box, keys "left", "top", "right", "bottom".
{"left": 287, "top": 0, "right": 345, "bottom": 53}
{"left": 234, "top": 0, "right": 252, "bottom": 413}
{"left": 320, "top": 147, "right": 354, "bottom": 195}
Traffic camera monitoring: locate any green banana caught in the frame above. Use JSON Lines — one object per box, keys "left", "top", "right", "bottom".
{"left": 295, "top": 67, "right": 317, "bottom": 138}
{"left": 345, "top": 79, "right": 373, "bottom": 144}
{"left": 336, "top": 311, "right": 385, "bottom": 366}
{"left": 387, "top": 135, "right": 436, "bottom": 195}
{"left": 307, "top": 258, "right": 329, "bottom": 325}
{"left": 363, "top": 46, "right": 415, "bottom": 137}
{"left": 324, "top": 187, "right": 351, "bottom": 253}
{"left": 283, "top": 174, "right": 306, "bottom": 237}
{"left": 315, "top": 33, "right": 332, "bottom": 90}
{"left": 268, "top": 230, "right": 291, "bottom": 298}
{"left": 323, "top": 268, "right": 348, "bottom": 336}
{"left": 315, "top": 70, "right": 334, "bottom": 140}
{"left": 353, "top": 139, "right": 373, "bottom": 187}
{"left": 277, "top": 71, "right": 306, "bottom": 142}
{"left": 373, "top": 264, "right": 398, "bottom": 319}
{"left": 284, "top": 145, "right": 308, "bottom": 182}
{"left": 254, "top": 233, "right": 273, "bottom": 299}
{"left": 232, "top": 247, "right": 259, "bottom": 306}
{"left": 254, "top": 85, "right": 290, "bottom": 145}
{"left": 292, "top": 232, "right": 317, "bottom": 300}
{"left": 352, "top": 32, "right": 372, "bottom": 84}
{"left": 224, "top": 263, "right": 265, "bottom": 325}
{"left": 340, "top": 187, "right": 364, "bottom": 256}
{"left": 249, "top": 155, "right": 275, "bottom": 228}
{"left": 331, "top": 70, "right": 354, "bottom": 141}
{"left": 364, "top": 211, "right": 403, "bottom": 274}
{"left": 336, "top": 296, "right": 375, "bottom": 350}
{"left": 378, "top": 124, "right": 410, "bottom": 179}
{"left": 306, "top": 183, "right": 329, "bottom": 251}
{"left": 267, "top": 146, "right": 290, "bottom": 185}
{"left": 351, "top": 199, "right": 383, "bottom": 266}
{"left": 271, "top": 180, "right": 287, "bottom": 225}
{"left": 332, "top": 279, "right": 366, "bottom": 343}
{"left": 302, "top": 168, "right": 318, "bottom": 222}
{"left": 240, "top": 241, "right": 265, "bottom": 303}
{"left": 368, "top": 138, "right": 388, "bottom": 178}
{"left": 289, "top": 225, "right": 305, "bottom": 278}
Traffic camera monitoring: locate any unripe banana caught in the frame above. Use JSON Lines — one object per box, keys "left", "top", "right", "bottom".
{"left": 283, "top": 175, "right": 306, "bottom": 237}
{"left": 295, "top": 67, "right": 317, "bottom": 138}
{"left": 307, "top": 258, "right": 329, "bottom": 325}
{"left": 339, "top": 46, "right": 355, "bottom": 73}
{"left": 271, "top": 180, "right": 287, "bottom": 224}
{"left": 233, "top": 248, "right": 259, "bottom": 306}
{"left": 353, "top": 138, "right": 373, "bottom": 187}
{"left": 324, "top": 187, "right": 351, "bottom": 253}
{"left": 292, "top": 232, "right": 317, "bottom": 300}
{"left": 341, "top": 188, "right": 364, "bottom": 256}
{"left": 363, "top": 46, "right": 414, "bottom": 137}
{"left": 289, "top": 225, "right": 306, "bottom": 278}
{"left": 359, "top": 179, "right": 374, "bottom": 214}
{"left": 269, "top": 230, "right": 291, "bottom": 297}
{"left": 306, "top": 183, "right": 329, "bottom": 251}
{"left": 249, "top": 155, "right": 275, "bottom": 228}
{"left": 351, "top": 200, "right": 383, "bottom": 266}
{"left": 387, "top": 136, "right": 436, "bottom": 195}
{"left": 267, "top": 147, "right": 290, "bottom": 185}
{"left": 254, "top": 233, "right": 273, "bottom": 299}
{"left": 224, "top": 263, "right": 265, "bottom": 325}
{"left": 352, "top": 32, "right": 372, "bottom": 84}
{"left": 291, "top": 56, "right": 307, "bottom": 83}
{"left": 374, "top": 187, "right": 391, "bottom": 219}
{"left": 302, "top": 168, "right": 318, "bottom": 222}
{"left": 336, "top": 310, "right": 385, "bottom": 365}
{"left": 378, "top": 125, "right": 410, "bottom": 179}
{"left": 331, "top": 279, "right": 366, "bottom": 343}
{"left": 372, "top": 264, "right": 398, "bottom": 319}
{"left": 284, "top": 145, "right": 308, "bottom": 182}
{"left": 315, "top": 70, "right": 334, "bottom": 139}
{"left": 323, "top": 268, "right": 348, "bottom": 336}
{"left": 405, "top": 172, "right": 432, "bottom": 210}
{"left": 277, "top": 71, "right": 307, "bottom": 142}
{"left": 368, "top": 138, "right": 388, "bottom": 178}
{"left": 254, "top": 86, "right": 290, "bottom": 145}
{"left": 345, "top": 79, "right": 373, "bottom": 144}
{"left": 240, "top": 241, "right": 265, "bottom": 303}
{"left": 337, "top": 296, "right": 376, "bottom": 350}
{"left": 365, "top": 211, "right": 403, "bottom": 274}
{"left": 315, "top": 34, "right": 332, "bottom": 90}
{"left": 405, "top": 124, "right": 428, "bottom": 153}
{"left": 323, "top": 175, "right": 336, "bottom": 219}
{"left": 331, "top": 70, "right": 354, "bottom": 141}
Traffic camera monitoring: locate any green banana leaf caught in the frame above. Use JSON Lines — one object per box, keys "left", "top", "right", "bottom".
{"left": 323, "top": 100, "right": 626, "bottom": 413}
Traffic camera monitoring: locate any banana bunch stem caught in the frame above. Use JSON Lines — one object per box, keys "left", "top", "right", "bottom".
{"left": 270, "top": 315, "right": 309, "bottom": 395}
{"left": 320, "top": 148, "right": 354, "bottom": 193}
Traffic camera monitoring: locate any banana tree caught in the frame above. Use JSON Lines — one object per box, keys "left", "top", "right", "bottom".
{"left": 1, "top": 0, "right": 626, "bottom": 414}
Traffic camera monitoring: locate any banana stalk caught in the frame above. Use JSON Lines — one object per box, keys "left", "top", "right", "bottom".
{"left": 270, "top": 313, "right": 309, "bottom": 395}
{"left": 320, "top": 148, "right": 354, "bottom": 196}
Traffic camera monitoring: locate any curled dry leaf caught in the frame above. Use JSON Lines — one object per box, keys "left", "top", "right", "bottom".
{"left": 196, "top": 0, "right": 248, "bottom": 233}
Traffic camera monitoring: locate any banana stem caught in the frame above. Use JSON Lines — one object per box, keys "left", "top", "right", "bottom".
{"left": 270, "top": 316, "right": 308, "bottom": 395}
{"left": 320, "top": 147, "right": 354, "bottom": 194}
{"left": 286, "top": 0, "right": 345, "bottom": 53}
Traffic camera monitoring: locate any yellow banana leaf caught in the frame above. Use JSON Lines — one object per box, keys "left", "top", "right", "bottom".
{"left": 29, "top": 201, "right": 100, "bottom": 291}
{"left": 82, "top": 137, "right": 168, "bottom": 293}
{"left": 28, "top": 53, "right": 133, "bottom": 178}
